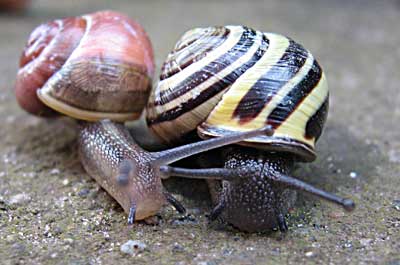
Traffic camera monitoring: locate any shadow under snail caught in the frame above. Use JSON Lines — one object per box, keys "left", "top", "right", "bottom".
{"left": 14, "top": 11, "right": 278, "bottom": 225}
{"left": 146, "top": 25, "right": 355, "bottom": 232}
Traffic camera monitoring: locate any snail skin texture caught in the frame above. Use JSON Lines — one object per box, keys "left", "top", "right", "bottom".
{"left": 147, "top": 26, "right": 354, "bottom": 232}
{"left": 15, "top": 13, "right": 280, "bottom": 223}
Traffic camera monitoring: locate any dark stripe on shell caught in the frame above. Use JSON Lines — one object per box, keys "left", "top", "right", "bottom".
{"left": 305, "top": 95, "right": 329, "bottom": 140}
{"left": 153, "top": 27, "right": 258, "bottom": 107}
{"left": 233, "top": 39, "right": 308, "bottom": 124}
{"left": 160, "top": 27, "right": 230, "bottom": 80}
{"left": 266, "top": 59, "right": 323, "bottom": 129}
{"left": 147, "top": 32, "right": 268, "bottom": 125}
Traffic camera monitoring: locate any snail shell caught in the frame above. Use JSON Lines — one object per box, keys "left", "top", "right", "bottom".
{"left": 146, "top": 26, "right": 328, "bottom": 162}
{"left": 16, "top": 10, "right": 154, "bottom": 121}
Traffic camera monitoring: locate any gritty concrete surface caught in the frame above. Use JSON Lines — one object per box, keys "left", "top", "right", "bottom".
{"left": 0, "top": 0, "right": 399, "bottom": 264}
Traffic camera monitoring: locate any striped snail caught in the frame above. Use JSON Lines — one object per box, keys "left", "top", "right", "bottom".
{"left": 15, "top": 12, "right": 275, "bottom": 223}
{"left": 146, "top": 26, "right": 355, "bottom": 232}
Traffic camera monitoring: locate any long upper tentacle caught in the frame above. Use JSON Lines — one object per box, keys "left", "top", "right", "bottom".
{"left": 153, "top": 126, "right": 274, "bottom": 166}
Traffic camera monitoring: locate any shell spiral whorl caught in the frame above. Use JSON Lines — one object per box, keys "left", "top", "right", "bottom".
{"left": 146, "top": 25, "right": 329, "bottom": 162}
{"left": 16, "top": 10, "right": 154, "bottom": 121}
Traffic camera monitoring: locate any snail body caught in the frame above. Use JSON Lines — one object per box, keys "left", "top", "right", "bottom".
{"left": 78, "top": 119, "right": 274, "bottom": 222}
{"left": 78, "top": 121, "right": 165, "bottom": 220}
{"left": 146, "top": 26, "right": 353, "bottom": 232}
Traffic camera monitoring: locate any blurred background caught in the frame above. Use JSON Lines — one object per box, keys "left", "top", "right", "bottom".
{"left": 1, "top": 0, "right": 399, "bottom": 143}
{"left": 0, "top": 1, "right": 399, "bottom": 264}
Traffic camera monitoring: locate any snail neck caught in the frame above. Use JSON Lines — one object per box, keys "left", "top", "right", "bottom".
{"left": 216, "top": 146, "right": 295, "bottom": 232}
{"left": 224, "top": 146, "right": 295, "bottom": 176}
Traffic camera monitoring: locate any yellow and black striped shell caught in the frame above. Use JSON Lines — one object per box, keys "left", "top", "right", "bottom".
{"left": 146, "top": 26, "right": 329, "bottom": 162}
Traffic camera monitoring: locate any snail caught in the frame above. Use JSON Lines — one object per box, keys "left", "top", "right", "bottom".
{"left": 15, "top": 10, "right": 154, "bottom": 120}
{"left": 14, "top": 12, "right": 274, "bottom": 223}
{"left": 146, "top": 25, "right": 355, "bottom": 232}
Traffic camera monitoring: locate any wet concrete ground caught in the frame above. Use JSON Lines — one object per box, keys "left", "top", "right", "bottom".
{"left": 0, "top": 0, "right": 399, "bottom": 264}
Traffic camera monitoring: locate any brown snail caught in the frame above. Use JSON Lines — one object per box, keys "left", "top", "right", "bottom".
{"left": 15, "top": 10, "right": 154, "bottom": 120}
{"left": 146, "top": 26, "right": 355, "bottom": 232}
{"left": 15, "top": 12, "right": 275, "bottom": 223}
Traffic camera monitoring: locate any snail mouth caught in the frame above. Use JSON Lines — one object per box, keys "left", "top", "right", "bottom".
{"left": 133, "top": 198, "right": 165, "bottom": 220}
{"left": 37, "top": 88, "right": 140, "bottom": 121}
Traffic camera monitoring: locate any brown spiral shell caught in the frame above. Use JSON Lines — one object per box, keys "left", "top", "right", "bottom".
{"left": 15, "top": 10, "right": 154, "bottom": 121}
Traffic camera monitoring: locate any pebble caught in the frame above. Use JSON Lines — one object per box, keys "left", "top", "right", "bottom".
{"left": 312, "top": 242, "right": 321, "bottom": 248}
{"left": 360, "top": 238, "right": 373, "bottom": 246}
{"left": 305, "top": 251, "right": 315, "bottom": 257}
{"left": 64, "top": 238, "right": 74, "bottom": 245}
{"left": 9, "top": 193, "right": 31, "bottom": 206}
{"left": 103, "top": 232, "right": 111, "bottom": 241}
{"left": 172, "top": 242, "right": 185, "bottom": 253}
{"left": 393, "top": 200, "right": 400, "bottom": 211}
{"left": 120, "top": 240, "right": 147, "bottom": 256}
{"left": 349, "top": 171, "right": 358, "bottom": 178}
{"left": 343, "top": 242, "right": 353, "bottom": 249}
{"left": 62, "top": 179, "right": 69, "bottom": 186}
{"left": 50, "top": 168, "right": 60, "bottom": 175}
{"left": 77, "top": 188, "right": 90, "bottom": 197}
{"left": 22, "top": 172, "right": 37, "bottom": 178}
{"left": 53, "top": 226, "right": 63, "bottom": 236}
{"left": 222, "top": 248, "right": 234, "bottom": 256}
